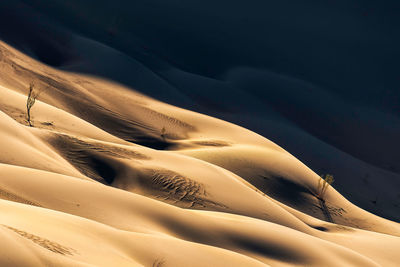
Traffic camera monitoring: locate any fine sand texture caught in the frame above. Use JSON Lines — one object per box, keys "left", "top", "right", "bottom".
{"left": 0, "top": 39, "right": 399, "bottom": 266}
{"left": 0, "top": 1, "right": 400, "bottom": 265}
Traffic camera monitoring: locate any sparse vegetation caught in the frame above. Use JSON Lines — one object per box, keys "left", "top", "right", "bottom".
{"left": 160, "top": 127, "right": 166, "bottom": 140}
{"left": 316, "top": 174, "right": 334, "bottom": 201}
{"left": 26, "top": 82, "right": 40, "bottom": 127}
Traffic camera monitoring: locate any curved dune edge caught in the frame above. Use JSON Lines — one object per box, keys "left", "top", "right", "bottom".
{"left": 0, "top": 40, "right": 399, "bottom": 266}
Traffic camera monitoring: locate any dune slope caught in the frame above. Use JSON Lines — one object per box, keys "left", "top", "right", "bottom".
{"left": 0, "top": 40, "right": 399, "bottom": 266}
{"left": 0, "top": 3, "right": 399, "bottom": 265}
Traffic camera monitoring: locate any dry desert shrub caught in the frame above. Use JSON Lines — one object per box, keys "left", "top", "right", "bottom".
{"left": 160, "top": 126, "right": 167, "bottom": 141}
{"left": 26, "top": 82, "right": 39, "bottom": 127}
{"left": 316, "top": 174, "right": 334, "bottom": 201}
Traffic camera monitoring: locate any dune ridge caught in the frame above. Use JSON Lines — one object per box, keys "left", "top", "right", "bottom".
{"left": 0, "top": 17, "right": 399, "bottom": 267}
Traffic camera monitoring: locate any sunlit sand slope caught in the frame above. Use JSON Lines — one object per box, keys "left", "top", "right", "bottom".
{"left": 0, "top": 40, "right": 399, "bottom": 266}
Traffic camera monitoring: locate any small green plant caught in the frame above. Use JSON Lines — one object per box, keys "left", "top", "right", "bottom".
{"left": 316, "top": 174, "right": 334, "bottom": 201}
{"left": 26, "top": 82, "right": 40, "bottom": 127}
{"left": 160, "top": 127, "right": 166, "bottom": 140}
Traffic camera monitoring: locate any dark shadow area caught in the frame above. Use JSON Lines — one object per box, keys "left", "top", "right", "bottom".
{"left": 307, "top": 223, "right": 355, "bottom": 233}
{"left": 0, "top": 1, "right": 75, "bottom": 67}
{"left": 13, "top": 0, "right": 400, "bottom": 115}
{"left": 309, "top": 225, "right": 329, "bottom": 232}
{"left": 257, "top": 175, "right": 311, "bottom": 208}
{"left": 47, "top": 135, "right": 121, "bottom": 184}
{"left": 230, "top": 235, "right": 305, "bottom": 264}
{"left": 87, "top": 156, "right": 117, "bottom": 184}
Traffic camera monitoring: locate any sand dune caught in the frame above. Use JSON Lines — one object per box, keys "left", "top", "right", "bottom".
{"left": 0, "top": 39, "right": 399, "bottom": 266}
{"left": 0, "top": 2, "right": 399, "bottom": 266}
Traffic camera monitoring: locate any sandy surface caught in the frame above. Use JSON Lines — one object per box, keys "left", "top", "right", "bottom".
{"left": 0, "top": 38, "right": 399, "bottom": 266}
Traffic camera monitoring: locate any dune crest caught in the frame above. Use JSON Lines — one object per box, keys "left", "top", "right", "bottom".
{"left": 0, "top": 18, "right": 399, "bottom": 266}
